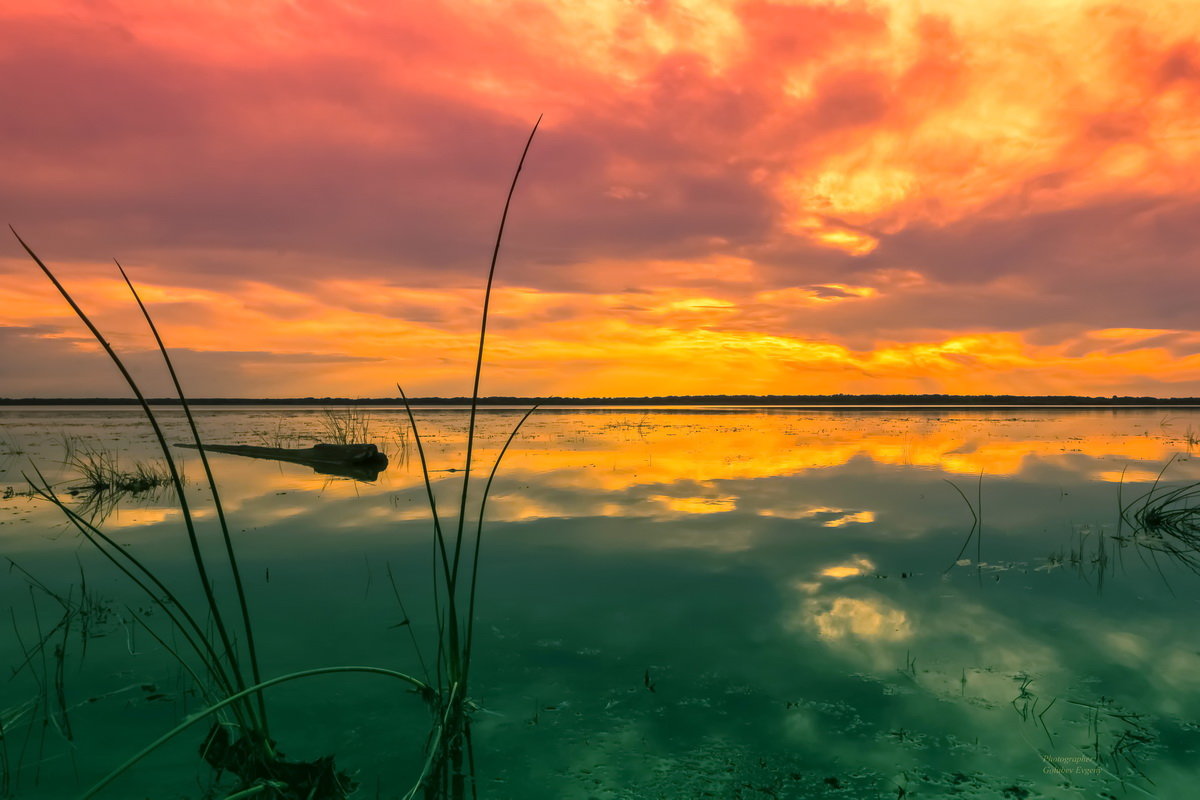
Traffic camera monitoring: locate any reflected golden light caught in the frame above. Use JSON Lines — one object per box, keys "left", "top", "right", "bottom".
{"left": 649, "top": 494, "right": 738, "bottom": 515}
{"left": 823, "top": 511, "right": 875, "bottom": 527}
{"left": 479, "top": 411, "right": 1189, "bottom": 492}
{"left": 808, "top": 596, "right": 911, "bottom": 642}
{"left": 103, "top": 507, "right": 181, "bottom": 529}
{"left": 820, "top": 556, "right": 876, "bottom": 579}
{"left": 1093, "top": 468, "right": 1170, "bottom": 483}
{"left": 760, "top": 505, "right": 876, "bottom": 526}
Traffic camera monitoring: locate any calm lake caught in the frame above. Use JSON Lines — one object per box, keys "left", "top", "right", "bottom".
{"left": 3, "top": 405, "right": 1199, "bottom": 798}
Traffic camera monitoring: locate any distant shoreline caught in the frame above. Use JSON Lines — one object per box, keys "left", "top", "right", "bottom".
{"left": 4, "top": 394, "right": 1200, "bottom": 407}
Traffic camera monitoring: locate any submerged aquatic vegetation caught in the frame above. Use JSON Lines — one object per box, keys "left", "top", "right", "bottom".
{"left": 3, "top": 558, "right": 132, "bottom": 796}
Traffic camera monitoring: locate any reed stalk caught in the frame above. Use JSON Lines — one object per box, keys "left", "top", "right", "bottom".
{"left": 7, "top": 112, "right": 543, "bottom": 798}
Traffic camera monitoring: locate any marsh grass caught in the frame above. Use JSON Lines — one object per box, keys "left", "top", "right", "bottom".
{"left": 6, "top": 114, "right": 541, "bottom": 798}
{"left": 317, "top": 405, "right": 411, "bottom": 466}
{"left": 1119, "top": 458, "right": 1200, "bottom": 573}
{"left": 0, "top": 428, "right": 24, "bottom": 457}
{"left": 318, "top": 407, "right": 372, "bottom": 446}
{"left": 392, "top": 115, "right": 542, "bottom": 799}
{"left": 1064, "top": 697, "right": 1156, "bottom": 790}
{"left": 251, "top": 417, "right": 301, "bottom": 450}
{"left": 2, "top": 559, "right": 120, "bottom": 792}
{"left": 61, "top": 440, "right": 175, "bottom": 521}
{"left": 66, "top": 448, "right": 171, "bottom": 496}
{"left": 9, "top": 229, "right": 434, "bottom": 799}
{"left": 249, "top": 409, "right": 408, "bottom": 467}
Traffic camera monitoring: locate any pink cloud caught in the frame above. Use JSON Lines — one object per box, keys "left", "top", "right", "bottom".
{"left": 4, "top": 1, "right": 1200, "bottom": 396}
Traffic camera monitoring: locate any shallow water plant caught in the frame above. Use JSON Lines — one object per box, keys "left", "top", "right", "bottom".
{"left": 12, "top": 228, "right": 267, "bottom": 726}
{"left": 1120, "top": 458, "right": 1200, "bottom": 573}
{"left": 318, "top": 406, "right": 373, "bottom": 447}
{"left": 393, "top": 115, "right": 542, "bottom": 799}
{"left": 10, "top": 228, "right": 436, "bottom": 798}
{"left": 66, "top": 448, "right": 171, "bottom": 496}
{"left": 7, "top": 114, "right": 541, "bottom": 798}
{"left": 62, "top": 440, "right": 174, "bottom": 520}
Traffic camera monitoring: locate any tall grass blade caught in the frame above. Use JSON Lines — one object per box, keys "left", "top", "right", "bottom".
{"left": 462, "top": 405, "right": 538, "bottom": 684}
{"left": 396, "top": 384, "right": 453, "bottom": 691}
{"left": 450, "top": 116, "right": 543, "bottom": 607}
{"left": 116, "top": 261, "right": 269, "bottom": 736}
{"left": 22, "top": 467, "right": 248, "bottom": 727}
{"left": 8, "top": 228, "right": 255, "bottom": 725}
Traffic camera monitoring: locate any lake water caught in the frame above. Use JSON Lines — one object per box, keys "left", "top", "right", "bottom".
{"left": 2, "top": 406, "right": 1200, "bottom": 798}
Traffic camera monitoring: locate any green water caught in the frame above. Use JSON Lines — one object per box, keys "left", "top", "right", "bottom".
{"left": 2, "top": 406, "right": 1199, "bottom": 798}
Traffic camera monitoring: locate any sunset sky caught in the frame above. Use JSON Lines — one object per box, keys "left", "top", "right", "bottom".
{"left": 4, "top": 0, "right": 1200, "bottom": 398}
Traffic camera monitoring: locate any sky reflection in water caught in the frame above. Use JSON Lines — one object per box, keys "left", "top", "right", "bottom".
{"left": 2, "top": 406, "right": 1199, "bottom": 798}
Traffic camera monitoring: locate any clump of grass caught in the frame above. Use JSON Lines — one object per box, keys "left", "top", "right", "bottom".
{"left": 1120, "top": 459, "right": 1200, "bottom": 573}
{"left": 10, "top": 229, "right": 434, "bottom": 799}
{"left": 65, "top": 443, "right": 172, "bottom": 497}
{"left": 317, "top": 406, "right": 411, "bottom": 465}
{"left": 2, "top": 558, "right": 120, "bottom": 793}
{"left": 318, "top": 407, "right": 372, "bottom": 446}
{"left": 251, "top": 416, "right": 300, "bottom": 449}
{"left": 1126, "top": 483, "right": 1200, "bottom": 540}
{"left": 6, "top": 113, "right": 542, "bottom": 799}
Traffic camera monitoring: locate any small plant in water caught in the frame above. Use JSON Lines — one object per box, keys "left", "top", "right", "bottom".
{"left": 63, "top": 441, "right": 174, "bottom": 522}
{"left": 318, "top": 406, "right": 373, "bottom": 447}
{"left": 1120, "top": 457, "right": 1200, "bottom": 573}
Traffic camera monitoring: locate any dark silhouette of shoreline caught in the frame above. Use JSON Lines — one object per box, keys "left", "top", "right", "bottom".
{"left": 3, "top": 394, "right": 1200, "bottom": 407}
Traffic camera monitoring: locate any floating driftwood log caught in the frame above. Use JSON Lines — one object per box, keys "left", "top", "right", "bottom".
{"left": 174, "top": 442, "right": 388, "bottom": 481}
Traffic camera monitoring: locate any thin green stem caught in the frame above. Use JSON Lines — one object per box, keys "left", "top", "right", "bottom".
{"left": 222, "top": 786, "right": 268, "bottom": 800}
{"left": 10, "top": 228, "right": 254, "bottom": 728}
{"left": 23, "top": 468, "right": 245, "bottom": 723}
{"left": 462, "top": 405, "right": 537, "bottom": 686}
{"left": 401, "top": 681, "right": 459, "bottom": 800}
{"left": 124, "top": 607, "right": 222, "bottom": 710}
{"left": 450, "top": 116, "right": 542, "bottom": 608}
{"left": 396, "top": 384, "right": 457, "bottom": 685}
{"left": 116, "top": 261, "right": 269, "bottom": 738}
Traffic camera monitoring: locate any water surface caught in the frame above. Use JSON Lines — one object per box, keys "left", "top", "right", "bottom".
{"left": 2, "top": 406, "right": 1199, "bottom": 798}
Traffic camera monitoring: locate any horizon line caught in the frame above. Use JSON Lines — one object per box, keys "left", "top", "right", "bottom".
{"left": 4, "top": 393, "right": 1200, "bottom": 406}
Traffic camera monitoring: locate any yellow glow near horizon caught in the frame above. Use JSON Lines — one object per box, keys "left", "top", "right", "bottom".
{"left": 5, "top": 1, "right": 1200, "bottom": 397}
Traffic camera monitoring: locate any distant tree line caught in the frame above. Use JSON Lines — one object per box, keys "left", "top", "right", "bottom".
{"left": 3, "top": 394, "right": 1199, "bottom": 406}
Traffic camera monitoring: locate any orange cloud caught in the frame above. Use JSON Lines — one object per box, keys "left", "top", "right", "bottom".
{"left": 4, "top": 1, "right": 1200, "bottom": 396}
